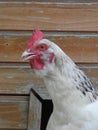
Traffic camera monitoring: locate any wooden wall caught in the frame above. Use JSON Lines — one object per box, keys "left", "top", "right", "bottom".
{"left": 0, "top": 0, "right": 98, "bottom": 130}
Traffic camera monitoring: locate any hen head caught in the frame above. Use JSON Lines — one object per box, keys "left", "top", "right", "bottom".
{"left": 22, "top": 30, "right": 55, "bottom": 71}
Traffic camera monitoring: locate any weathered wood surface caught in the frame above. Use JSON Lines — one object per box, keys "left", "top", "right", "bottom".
{"left": 0, "top": 2, "right": 98, "bottom": 31}
{"left": 28, "top": 90, "right": 42, "bottom": 130}
{"left": 1, "top": 0, "right": 98, "bottom": 3}
{"left": 0, "top": 63, "right": 44, "bottom": 94}
{"left": 0, "top": 95, "right": 28, "bottom": 129}
{"left": 0, "top": 63, "right": 97, "bottom": 94}
{"left": 29, "top": 88, "right": 53, "bottom": 130}
{"left": 0, "top": 32, "right": 98, "bottom": 63}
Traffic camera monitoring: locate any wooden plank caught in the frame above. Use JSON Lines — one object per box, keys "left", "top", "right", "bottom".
{"left": 0, "top": 3, "right": 98, "bottom": 31}
{"left": 0, "top": 34, "right": 27, "bottom": 62}
{"left": 0, "top": 129, "right": 25, "bottom": 130}
{"left": 28, "top": 90, "right": 42, "bottom": 130}
{"left": 28, "top": 88, "right": 52, "bottom": 130}
{"left": 1, "top": 0, "right": 98, "bottom": 3}
{"left": 0, "top": 64, "right": 44, "bottom": 94}
{"left": 0, "top": 63, "right": 97, "bottom": 94}
{"left": 48, "top": 34, "right": 98, "bottom": 63}
{"left": 0, "top": 95, "right": 28, "bottom": 129}
{"left": 0, "top": 32, "right": 98, "bottom": 63}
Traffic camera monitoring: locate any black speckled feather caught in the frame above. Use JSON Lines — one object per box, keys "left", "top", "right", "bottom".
{"left": 74, "top": 67, "right": 98, "bottom": 101}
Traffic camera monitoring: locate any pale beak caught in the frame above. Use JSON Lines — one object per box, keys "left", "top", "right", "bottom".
{"left": 22, "top": 50, "right": 36, "bottom": 61}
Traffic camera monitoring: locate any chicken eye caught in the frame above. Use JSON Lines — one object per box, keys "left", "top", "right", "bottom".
{"left": 39, "top": 44, "right": 48, "bottom": 51}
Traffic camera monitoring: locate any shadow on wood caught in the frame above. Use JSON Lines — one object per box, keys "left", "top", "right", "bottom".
{"left": 28, "top": 87, "right": 53, "bottom": 130}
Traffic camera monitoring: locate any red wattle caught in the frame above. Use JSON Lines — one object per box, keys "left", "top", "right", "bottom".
{"left": 30, "top": 57, "right": 44, "bottom": 70}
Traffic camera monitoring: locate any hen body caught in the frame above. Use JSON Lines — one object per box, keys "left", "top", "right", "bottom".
{"left": 22, "top": 30, "right": 98, "bottom": 130}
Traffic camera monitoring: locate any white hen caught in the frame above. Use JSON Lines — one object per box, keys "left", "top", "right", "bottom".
{"left": 22, "top": 30, "right": 98, "bottom": 130}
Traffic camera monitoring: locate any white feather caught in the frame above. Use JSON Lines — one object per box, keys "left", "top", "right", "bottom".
{"left": 34, "top": 39, "right": 98, "bottom": 130}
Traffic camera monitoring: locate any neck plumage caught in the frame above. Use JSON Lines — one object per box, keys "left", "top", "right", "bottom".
{"left": 43, "top": 49, "right": 96, "bottom": 111}
{"left": 44, "top": 52, "right": 80, "bottom": 106}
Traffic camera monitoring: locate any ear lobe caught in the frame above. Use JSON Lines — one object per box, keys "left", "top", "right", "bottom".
{"left": 49, "top": 53, "right": 55, "bottom": 63}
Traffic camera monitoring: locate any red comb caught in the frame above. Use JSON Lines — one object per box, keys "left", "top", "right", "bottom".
{"left": 27, "top": 29, "right": 44, "bottom": 49}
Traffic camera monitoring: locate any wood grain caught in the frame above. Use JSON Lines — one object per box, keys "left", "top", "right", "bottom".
{"left": 1, "top": 0, "right": 98, "bottom": 3}
{"left": 0, "top": 3, "right": 98, "bottom": 31}
{"left": 0, "top": 95, "right": 28, "bottom": 129}
{"left": 29, "top": 88, "right": 53, "bottom": 130}
{"left": 0, "top": 32, "right": 98, "bottom": 63}
{"left": 0, "top": 65, "right": 44, "bottom": 94}
{"left": 0, "top": 63, "right": 97, "bottom": 94}
{"left": 0, "top": 34, "right": 27, "bottom": 62}
{"left": 48, "top": 35, "right": 98, "bottom": 63}
{"left": 28, "top": 90, "right": 42, "bottom": 130}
